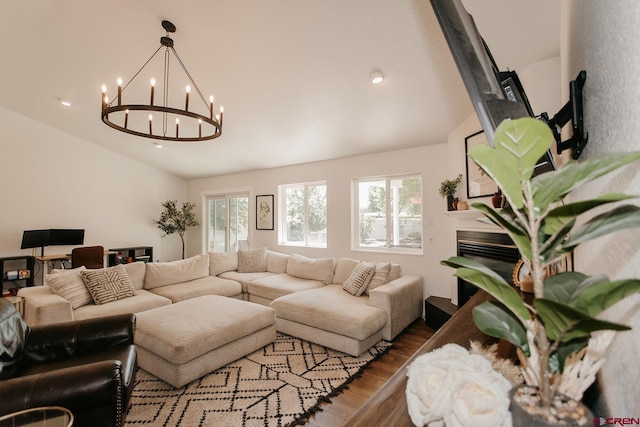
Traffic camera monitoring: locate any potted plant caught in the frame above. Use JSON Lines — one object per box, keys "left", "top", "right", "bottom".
{"left": 439, "top": 173, "right": 463, "bottom": 211}
{"left": 154, "top": 199, "right": 200, "bottom": 259}
{"left": 442, "top": 117, "right": 640, "bottom": 426}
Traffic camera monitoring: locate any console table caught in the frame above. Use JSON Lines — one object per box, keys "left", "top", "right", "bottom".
{"left": 346, "top": 290, "right": 494, "bottom": 426}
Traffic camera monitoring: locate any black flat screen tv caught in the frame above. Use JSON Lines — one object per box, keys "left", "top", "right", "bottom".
{"left": 430, "top": 0, "right": 556, "bottom": 175}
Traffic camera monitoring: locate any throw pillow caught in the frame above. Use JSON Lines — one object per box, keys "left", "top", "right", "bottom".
{"left": 365, "top": 262, "right": 392, "bottom": 295}
{"left": 342, "top": 261, "right": 376, "bottom": 296}
{"left": 238, "top": 247, "right": 267, "bottom": 273}
{"left": 81, "top": 265, "right": 136, "bottom": 305}
{"left": 47, "top": 266, "right": 92, "bottom": 309}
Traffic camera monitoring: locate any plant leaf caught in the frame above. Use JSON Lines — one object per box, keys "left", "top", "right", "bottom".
{"left": 471, "top": 203, "right": 532, "bottom": 260}
{"left": 468, "top": 118, "right": 553, "bottom": 209}
{"left": 552, "top": 337, "right": 590, "bottom": 373}
{"left": 573, "top": 278, "right": 640, "bottom": 317}
{"left": 535, "top": 299, "right": 631, "bottom": 342}
{"left": 542, "top": 271, "right": 591, "bottom": 305}
{"left": 472, "top": 301, "right": 530, "bottom": 356}
{"left": 442, "top": 257, "right": 531, "bottom": 321}
{"left": 561, "top": 205, "right": 640, "bottom": 251}
{"left": 542, "top": 193, "right": 636, "bottom": 235}
{"left": 538, "top": 219, "right": 576, "bottom": 263}
{"left": 532, "top": 151, "right": 640, "bottom": 214}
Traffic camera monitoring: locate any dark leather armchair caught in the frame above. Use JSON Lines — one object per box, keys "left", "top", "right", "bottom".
{"left": 71, "top": 245, "right": 105, "bottom": 269}
{"left": 0, "top": 298, "right": 137, "bottom": 427}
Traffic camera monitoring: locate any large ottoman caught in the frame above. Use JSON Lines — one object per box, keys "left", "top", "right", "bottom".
{"left": 134, "top": 295, "right": 276, "bottom": 387}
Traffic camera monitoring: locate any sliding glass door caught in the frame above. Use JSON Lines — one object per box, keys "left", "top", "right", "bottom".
{"left": 206, "top": 193, "right": 249, "bottom": 252}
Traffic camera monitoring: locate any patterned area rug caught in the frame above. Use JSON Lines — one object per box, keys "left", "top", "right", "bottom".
{"left": 125, "top": 333, "right": 391, "bottom": 426}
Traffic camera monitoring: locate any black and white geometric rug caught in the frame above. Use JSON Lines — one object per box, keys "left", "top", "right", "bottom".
{"left": 125, "top": 333, "right": 391, "bottom": 426}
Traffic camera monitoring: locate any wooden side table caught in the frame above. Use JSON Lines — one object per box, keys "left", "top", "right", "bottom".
{"left": 4, "top": 295, "right": 24, "bottom": 316}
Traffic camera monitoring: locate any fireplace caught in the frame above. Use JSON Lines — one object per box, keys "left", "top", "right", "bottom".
{"left": 456, "top": 230, "right": 521, "bottom": 307}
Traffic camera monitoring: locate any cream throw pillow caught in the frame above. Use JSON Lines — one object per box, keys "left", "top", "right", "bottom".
{"left": 365, "top": 262, "right": 392, "bottom": 295}
{"left": 238, "top": 247, "right": 267, "bottom": 273}
{"left": 343, "top": 261, "right": 376, "bottom": 296}
{"left": 47, "top": 266, "right": 91, "bottom": 309}
{"left": 81, "top": 265, "right": 136, "bottom": 305}
{"left": 286, "top": 254, "right": 335, "bottom": 285}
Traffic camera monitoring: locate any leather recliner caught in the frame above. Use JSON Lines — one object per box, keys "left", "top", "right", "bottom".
{"left": 0, "top": 298, "right": 137, "bottom": 427}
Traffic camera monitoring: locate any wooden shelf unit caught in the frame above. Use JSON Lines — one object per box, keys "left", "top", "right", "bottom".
{"left": 108, "top": 246, "right": 153, "bottom": 266}
{"left": 1, "top": 255, "right": 35, "bottom": 295}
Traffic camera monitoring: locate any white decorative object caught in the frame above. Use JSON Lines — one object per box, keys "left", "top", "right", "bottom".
{"left": 406, "top": 343, "right": 512, "bottom": 427}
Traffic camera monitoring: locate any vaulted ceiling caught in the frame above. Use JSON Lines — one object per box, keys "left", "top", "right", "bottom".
{"left": 1, "top": 0, "right": 559, "bottom": 179}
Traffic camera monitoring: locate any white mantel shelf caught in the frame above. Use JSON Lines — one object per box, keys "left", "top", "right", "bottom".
{"left": 444, "top": 208, "right": 503, "bottom": 232}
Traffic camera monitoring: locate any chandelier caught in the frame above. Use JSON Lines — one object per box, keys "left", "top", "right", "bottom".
{"left": 101, "top": 20, "right": 223, "bottom": 145}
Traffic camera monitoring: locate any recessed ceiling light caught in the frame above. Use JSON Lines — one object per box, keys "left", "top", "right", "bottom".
{"left": 369, "top": 71, "right": 384, "bottom": 84}
{"left": 154, "top": 142, "right": 163, "bottom": 149}
{"left": 56, "top": 97, "right": 72, "bottom": 107}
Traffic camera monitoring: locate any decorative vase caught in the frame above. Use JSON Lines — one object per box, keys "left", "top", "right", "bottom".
{"left": 491, "top": 191, "right": 504, "bottom": 208}
{"left": 447, "top": 195, "right": 455, "bottom": 211}
{"left": 452, "top": 197, "right": 459, "bottom": 210}
{"left": 510, "top": 385, "right": 593, "bottom": 427}
{"left": 457, "top": 200, "right": 468, "bottom": 210}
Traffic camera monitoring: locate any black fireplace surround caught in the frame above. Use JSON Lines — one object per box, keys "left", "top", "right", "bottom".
{"left": 456, "top": 230, "right": 521, "bottom": 307}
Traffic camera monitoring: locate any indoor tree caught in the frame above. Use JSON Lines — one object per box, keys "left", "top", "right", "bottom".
{"left": 154, "top": 200, "right": 199, "bottom": 259}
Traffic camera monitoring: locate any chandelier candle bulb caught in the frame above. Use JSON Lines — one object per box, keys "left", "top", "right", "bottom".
{"left": 175, "top": 118, "right": 179, "bottom": 138}
{"left": 209, "top": 95, "right": 214, "bottom": 118}
{"left": 148, "top": 114, "right": 153, "bottom": 135}
{"left": 150, "top": 78, "right": 156, "bottom": 105}
{"left": 219, "top": 106, "right": 224, "bottom": 127}
{"left": 185, "top": 85, "right": 190, "bottom": 111}
{"left": 198, "top": 119, "right": 202, "bottom": 138}
{"left": 124, "top": 109, "right": 129, "bottom": 129}
{"left": 117, "top": 78, "right": 123, "bottom": 106}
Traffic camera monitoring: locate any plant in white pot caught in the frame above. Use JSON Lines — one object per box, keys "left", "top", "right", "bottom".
{"left": 442, "top": 117, "right": 640, "bottom": 426}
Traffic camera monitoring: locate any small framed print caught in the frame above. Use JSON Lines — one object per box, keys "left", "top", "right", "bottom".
{"left": 546, "top": 253, "right": 573, "bottom": 277}
{"left": 256, "top": 194, "right": 274, "bottom": 230}
{"left": 465, "top": 130, "right": 499, "bottom": 198}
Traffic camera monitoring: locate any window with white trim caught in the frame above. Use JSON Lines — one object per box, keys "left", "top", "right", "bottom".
{"left": 279, "top": 181, "right": 327, "bottom": 247}
{"left": 353, "top": 174, "right": 422, "bottom": 253}
{"left": 205, "top": 193, "right": 249, "bottom": 252}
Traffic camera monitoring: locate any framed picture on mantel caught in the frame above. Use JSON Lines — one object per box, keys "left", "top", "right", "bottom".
{"left": 465, "top": 130, "right": 499, "bottom": 198}
{"left": 256, "top": 194, "right": 274, "bottom": 230}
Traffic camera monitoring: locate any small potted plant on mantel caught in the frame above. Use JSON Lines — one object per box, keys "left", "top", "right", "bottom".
{"left": 442, "top": 117, "right": 640, "bottom": 426}
{"left": 439, "top": 173, "right": 463, "bottom": 211}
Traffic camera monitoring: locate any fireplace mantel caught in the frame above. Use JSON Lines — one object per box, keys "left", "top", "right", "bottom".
{"left": 444, "top": 208, "right": 503, "bottom": 233}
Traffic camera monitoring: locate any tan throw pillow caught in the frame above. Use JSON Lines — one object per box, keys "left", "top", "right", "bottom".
{"left": 47, "top": 267, "right": 91, "bottom": 309}
{"left": 343, "top": 261, "right": 376, "bottom": 296}
{"left": 238, "top": 247, "right": 267, "bottom": 273}
{"left": 366, "top": 262, "right": 392, "bottom": 295}
{"left": 81, "top": 265, "right": 136, "bottom": 305}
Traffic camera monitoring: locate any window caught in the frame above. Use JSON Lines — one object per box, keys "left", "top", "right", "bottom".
{"left": 205, "top": 193, "right": 249, "bottom": 252}
{"left": 353, "top": 174, "right": 422, "bottom": 253}
{"left": 279, "top": 182, "right": 327, "bottom": 247}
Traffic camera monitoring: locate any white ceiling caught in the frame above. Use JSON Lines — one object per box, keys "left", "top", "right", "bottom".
{"left": 0, "top": 0, "right": 559, "bottom": 179}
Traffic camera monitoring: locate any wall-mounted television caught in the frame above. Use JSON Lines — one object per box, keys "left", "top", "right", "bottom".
{"left": 21, "top": 229, "right": 85, "bottom": 256}
{"left": 430, "top": 0, "right": 587, "bottom": 170}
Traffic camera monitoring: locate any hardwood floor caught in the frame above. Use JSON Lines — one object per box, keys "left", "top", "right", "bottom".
{"left": 304, "top": 318, "right": 435, "bottom": 427}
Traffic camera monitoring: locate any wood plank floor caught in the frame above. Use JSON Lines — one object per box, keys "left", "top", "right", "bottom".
{"left": 304, "top": 318, "right": 435, "bottom": 427}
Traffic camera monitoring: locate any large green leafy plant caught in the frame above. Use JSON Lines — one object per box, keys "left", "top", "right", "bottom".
{"left": 442, "top": 117, "right": 640, "bottom": 411}
{"left": 154, "top": 199, "right": 199, "bottom": 259}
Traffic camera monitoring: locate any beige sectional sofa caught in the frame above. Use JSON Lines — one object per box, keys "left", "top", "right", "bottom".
{"left": 18, "top": 248, "right": 423, "bottom": 356}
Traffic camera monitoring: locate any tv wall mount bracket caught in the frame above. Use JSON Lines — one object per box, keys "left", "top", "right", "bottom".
{"left": 540, "top": 70, "right": 588, "bottom": 160}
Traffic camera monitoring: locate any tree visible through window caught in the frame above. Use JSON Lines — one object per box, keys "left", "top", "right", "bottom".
{"left": 280, "top": 182, "right": 327, "bottom": 247}
{"left": 354, "top": 175, "right": 422, "bottom": 253}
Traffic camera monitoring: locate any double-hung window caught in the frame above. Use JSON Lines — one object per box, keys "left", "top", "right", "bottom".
{"left": 279, "top": 181, "right": 327, "bottom": 247}
{"left": 353, "top": 174, "right": 422, "bottom": 254}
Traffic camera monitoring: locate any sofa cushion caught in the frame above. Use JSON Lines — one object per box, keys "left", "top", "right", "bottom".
{"left": 81, "top": 265, "right": 136, "bottom": 305}
{"left": 389, "top": 263, "right": 402, "bottom": 282}
{"left": 144, "top": 253, "right": 209, "bottom": 290}
{"left": 46, "top": 267, "right": 91, "bottom": 309}
{"left": 209, "top": 251, "right": 238, "bottom": 276}
{"left": 73, "top": 289, "right": 171, "bottom": 321}
{"left": 238, "top": 247, "right": 267, "bottom": 273}
{"left": 149, "top": 275, "right": 242, "bottom": 303}
{"left": 333, "top": 258, "right": 360, "bottom": 284}
{"left": 365, "top": 262, "right": 392, "bottom": 295}
{"left": 248, "top": 273, "right": 325, "bottom": 301}
{"left": 271, "top": 285, "right": 387, "bottom": 341}
{"left": 266, "top": 250, "right": 289, "bottom": 274}
{"left": 219, "top": 271, "right": 275, "bottom": 293}
{"left": 286, "top": 254, "right": 335, "bottom": 285}
{"left": 342, "top": 262, "right": 376, "bottom": 296}
{"left": 123, "top": 261, "right": 146, "bottom": 290}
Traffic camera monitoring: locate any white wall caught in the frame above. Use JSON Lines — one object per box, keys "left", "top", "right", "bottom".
{"left": 563, "top": 0, "right": 640, "bottom": 416}
{"left": 0, "top": 106, "right": 187, "bottom": 282}
{"left": 187, "top": 144, "right": 454, "bottom": 301}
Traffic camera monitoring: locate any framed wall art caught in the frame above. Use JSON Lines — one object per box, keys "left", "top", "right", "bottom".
{"left": 465, "top": 130, "right": 499, "bottom": 198}
{"left": 256, "top": 194, "right": 274, "bottom": 230}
